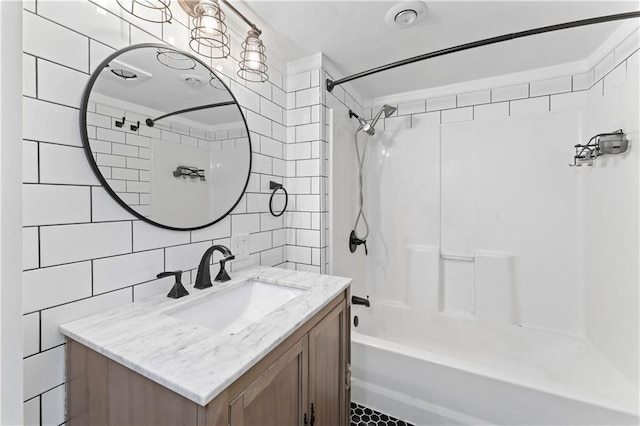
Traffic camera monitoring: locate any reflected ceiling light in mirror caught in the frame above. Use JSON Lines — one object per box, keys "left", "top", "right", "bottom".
{"left": 116, "top": 0, "right": 172, "bottom": 23}
{"left": 209, "top": 73, "right": 227, "bottom": 90}
{"left": 189, "top": 0, "right": 231, "bottom": 59}
{"left": 157, "top": 47, "right": 197, "bottom": 70}
{"left": 238, "top": 28, "right": 268, "bottom": 82}
{"left": 182, "top": 74, "right": 206, "bottom": 87}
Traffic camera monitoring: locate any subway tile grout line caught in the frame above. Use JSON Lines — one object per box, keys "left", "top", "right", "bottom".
{"left": 22, "top": 342, "right": 66, "bottom": 360}
{"left": 31, "top": 54, "right": 91, "bottom": 76}
{"left": 90, "top": 260, "right": 94, "bottom": 296}
{"left": 22, "top": 95, "right": 81, "bottom": 111}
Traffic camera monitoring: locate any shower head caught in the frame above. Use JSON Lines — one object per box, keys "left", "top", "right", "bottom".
{"left": 381, "top": 104, "right": 397, "bottom": 117}
{"left": 360, "top": 104, "right": 397, "bottom": 136}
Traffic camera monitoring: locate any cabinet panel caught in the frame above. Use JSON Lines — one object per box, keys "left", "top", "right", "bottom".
{"left": 229, "top": 336, "right": 308, "bottom": 426}
{"left": 308, "top": 301, "right": 347, "bottom": 426}
{"left": 66, "top": 340, "right": 198, "bottom": 426}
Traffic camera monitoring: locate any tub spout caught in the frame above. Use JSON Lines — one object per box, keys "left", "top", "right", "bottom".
{"left": 352, "top": 295, "right": 370, "bottom": 307}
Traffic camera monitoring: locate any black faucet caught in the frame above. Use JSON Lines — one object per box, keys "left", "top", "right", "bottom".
{"left": 352, "top": 295, "right": 370, "bottom": 307}
{"left": 194, "top": 245, "right": 235, "bottom": 289}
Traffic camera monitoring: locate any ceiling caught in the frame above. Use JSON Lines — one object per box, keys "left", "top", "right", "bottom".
{"left": 242, "top": 1, "right": 639, "bottom": 100}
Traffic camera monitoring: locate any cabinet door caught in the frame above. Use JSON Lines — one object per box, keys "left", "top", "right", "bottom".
{"left": 308, "top": 301, "right": 347, "bottom": 426}
{"left": 229, "top": 336, "right": 308, "bottom": 426}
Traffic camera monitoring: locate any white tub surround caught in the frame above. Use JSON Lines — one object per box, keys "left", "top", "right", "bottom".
{"left": 329, "top": 20, "right": 639, "bottom": 425}
{"left": 60, "top": 266, "right": 350, "bottom": 406}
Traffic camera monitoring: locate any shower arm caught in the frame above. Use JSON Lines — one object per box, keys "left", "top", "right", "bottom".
{"left": 369, "top": 107, "right": 387, "bottom": 130}
{"left": 326, "top": 11, "right": 640, "bottom": 92}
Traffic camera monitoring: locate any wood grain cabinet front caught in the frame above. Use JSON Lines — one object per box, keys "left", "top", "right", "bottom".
{"left": 67, "top": 289, "right": 350, "bottom": 426}
{"left": 229, "top": 337, "right": 308, "bottom": 426}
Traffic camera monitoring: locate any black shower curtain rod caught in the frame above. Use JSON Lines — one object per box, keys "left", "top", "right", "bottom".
{"left": 326, "top": 11, "right": 640, "bottom": 93}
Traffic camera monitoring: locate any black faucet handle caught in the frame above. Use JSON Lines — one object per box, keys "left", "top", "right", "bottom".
{"left": 157, "top": 270, "right": 183, "bottom": 281}
{"left": 158, "top": 270, "right": 189, "bottom": 299}
{"left": 349, "top": 230, "right": 368, "bottom": 255}
{"left": 214, "top": 256, "right": 233, "bottom": 282}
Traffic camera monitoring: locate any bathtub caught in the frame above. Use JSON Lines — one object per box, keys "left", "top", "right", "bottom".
{"left": 351, "top": 329, "right": 639, "bottom": 426}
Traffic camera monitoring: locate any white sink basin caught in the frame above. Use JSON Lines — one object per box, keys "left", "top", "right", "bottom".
{"left": 167, "top": 279, "right": 305, "bottom": 334}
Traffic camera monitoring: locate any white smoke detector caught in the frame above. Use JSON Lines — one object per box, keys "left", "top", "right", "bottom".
{"left": 385, "top": 1, "right": 428, "bottom": 28}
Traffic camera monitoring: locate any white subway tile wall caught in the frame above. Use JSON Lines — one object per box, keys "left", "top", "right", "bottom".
{"left": 21, "top": 2, "right": 289, "bottom": 423}
{"left": 285, "top": 66, "right": 329, "bottom": 274}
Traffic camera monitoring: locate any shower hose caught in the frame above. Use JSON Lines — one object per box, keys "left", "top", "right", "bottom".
{"left": 353, "top": 129, "right": 369, "bottom": 243}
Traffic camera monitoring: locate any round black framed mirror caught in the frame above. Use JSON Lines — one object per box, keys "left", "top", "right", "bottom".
{"left": 80, "top": 43, "right": 252, "bottom": 231}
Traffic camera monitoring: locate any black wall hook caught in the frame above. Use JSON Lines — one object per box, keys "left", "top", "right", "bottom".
{"left": 130, "top": 120, "right": 140, "bottom": 131}
{"left": 114, "top": 116, "right": 126, "bottom": 128}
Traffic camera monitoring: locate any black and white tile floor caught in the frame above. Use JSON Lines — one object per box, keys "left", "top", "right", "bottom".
{"left": 350, "top": 402, "right": 414, "bottom": 426}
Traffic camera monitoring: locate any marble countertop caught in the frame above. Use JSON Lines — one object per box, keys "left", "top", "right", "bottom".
{"left": 60, "top": 266, "right": 351, "bottom": 406}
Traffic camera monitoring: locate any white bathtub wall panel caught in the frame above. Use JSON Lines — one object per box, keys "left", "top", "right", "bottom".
{"left": 440, "top": 259, "right": 474, "bottom": 319}
{"left": 474, "top": 252, "right": 516, "bottom": 327}
{"left": 364, "top": 126, "right": 440, "bottom": 305}
{"left": 583, "top": 48, "right": 639, "bottom": 387}
{"left": 406, "top": 245, "right": 440, "bottom": 315}
{"left": 466, "top": 111, "right": 583, "bottom": 334}
{"left": 441, "top": 123, "right": 475, "bottom": 257}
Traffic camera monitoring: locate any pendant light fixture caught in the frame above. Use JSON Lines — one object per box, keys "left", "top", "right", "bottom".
{"left": 238, "top": 28, "right": 268, "bottom": 82}
{"left": 189, "top": 0, "right": 231, "bottom": 59}
{"left": 117, "top": 0, "right": 268, "bottom": 82}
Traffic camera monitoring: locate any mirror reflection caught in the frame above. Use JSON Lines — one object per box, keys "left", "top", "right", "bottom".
{"left": 82, "top": 44, "right": 251, "bottom": 230}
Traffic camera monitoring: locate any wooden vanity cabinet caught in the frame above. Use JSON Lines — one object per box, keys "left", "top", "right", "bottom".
{"left": 67, "top": 289, "right": 350, "bottom": 426}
